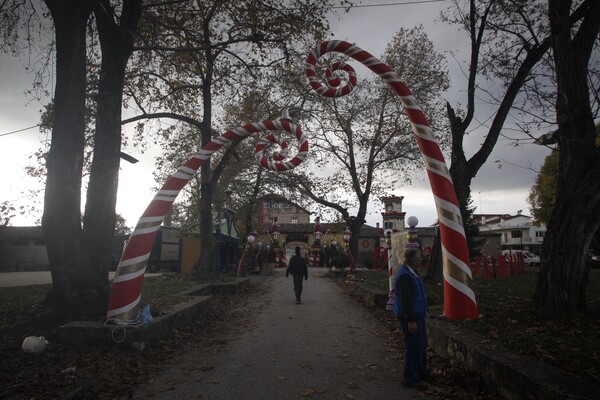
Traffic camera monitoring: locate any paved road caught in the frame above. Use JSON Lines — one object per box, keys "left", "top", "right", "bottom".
{"left": 0, "top": 271, "right": 63, "bottom": 287}
{"left": 134, "top": 269, "right": 431, "bottom": 400}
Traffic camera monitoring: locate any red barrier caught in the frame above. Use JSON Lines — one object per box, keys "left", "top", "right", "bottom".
{"left": 473, "top": 255, "right": 527, "bottom": 280}
{"left": 472, "top": 257, "right": 481, "bottom": 277}
{"left": 483, "top": 257, "right": 491, "bottom": 280}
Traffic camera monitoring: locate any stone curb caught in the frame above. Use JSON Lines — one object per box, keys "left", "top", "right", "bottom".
{"left": 336, "top": 274, "right": 599, "bottom": 400}
{"left": 58, "top": 278, "right": 250, "bottom": 350}
{"left": 427, "top": 318, "right": 598, "bottom": 400}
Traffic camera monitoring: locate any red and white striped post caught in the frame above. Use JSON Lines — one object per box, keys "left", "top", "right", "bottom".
{"left": 107, "top": 117, "right": 308, "bottom": 321}
{"left": 305, "top": 41, "right": 478, "bottom": 320}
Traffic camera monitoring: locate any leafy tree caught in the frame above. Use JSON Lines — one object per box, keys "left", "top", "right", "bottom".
{"left": 2, "top": 0, "right": 144, "bottom": 316}
{"left": 278, "top": 26, "right": 450, "bottom": 265}
{"left": 440, "top": 1, "right": 598, "bottom": 310}
{"left": 534, "top": 0, "right": 600, "bottom": 313}
{"left": 1, "top": 0, "right": 333, "bottom": 314}
{"left": 441, "top": 0, "right": 554, "bottom": 250}
{"left": 123, "top": 0, "right": 336, "bottom": 279}
{"left": 82, "top": 0, "right": 142, "bottom": 303}
{"left": 114, "top": 213, "right": 132, "bottom": 235}
{"left": 42, "top": 0, "right": 143, "bottom": 316}
{"left": 37, "top": 1, "right": 98, "bottom": 316}
{"left": 527, "top": 150, "right": 559, "bottom": 225}
{"left": 0, "top": 201, "right": 17, "bottom": 226}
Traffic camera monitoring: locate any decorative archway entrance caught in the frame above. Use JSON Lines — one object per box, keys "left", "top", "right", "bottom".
{"left": 107, "top": 40, "right": 478, "bottom": 322}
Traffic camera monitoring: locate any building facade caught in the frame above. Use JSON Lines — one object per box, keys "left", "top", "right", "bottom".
{"left": 255, "top": 194, "right": 310, "bottom": 226}
{"left": 476, "top": 212, "right": 546, "bottom": 254}
{"left": 0, "top": 226, "right": 49, "bottom": 272}
{"left": 248, "top": 195, "right": 414, "bottom": 269}
{"left": 380, "top": 196, "right": 406, "bottom": 232}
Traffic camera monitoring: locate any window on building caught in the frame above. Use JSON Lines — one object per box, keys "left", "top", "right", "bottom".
{"left": 264, "top": 202, "right": 270, "bottom": 209}
{"left": 535, "top": 231, "right": 545, "bottom": 238}
{"left": 384, "top": 221, "right": 393, "bottom": 229}
{"left": 291, "top": 218, "right": 298, "bottom": 224}
{"left": 511, "top": 230, "right": 522, "bottom": 239}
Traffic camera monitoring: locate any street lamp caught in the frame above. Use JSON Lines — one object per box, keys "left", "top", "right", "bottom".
{"left": 237, "top": 231, "right": 256, "bottom": 277}
{"left": 314, "top": 219, "right": 322, "bottom": 246}
{"left": 272, "top": 222, "right": 280, "bottom": 247}
{"left": 343, "top": 226, "right": 356, "bottom": 273}
{"left": 406, "top": 216, "right": 419, "bottom": 249}
{"left": 254, "top": 240, "right": 264, "bottom": 274}
{"left": 343, "top": 227, "right": 351, "bottom": 244}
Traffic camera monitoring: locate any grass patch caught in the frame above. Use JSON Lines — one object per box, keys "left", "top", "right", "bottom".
{"left": 0, "top": 275, "right": 200, "bottom": 328}
{"left": 349, "top": 268, "right": 600, "bottom": 383}
{"left": 0, "top": 284, "right": 51, "bottom": 314}
{"left": 430, "top": 270, "right": 600, "bottom": 382}
{"left": 350, "top": 269, "right": 390, "bottom": 292}
{"left": 140, "top": 276, "right": 199, "bottom": 304}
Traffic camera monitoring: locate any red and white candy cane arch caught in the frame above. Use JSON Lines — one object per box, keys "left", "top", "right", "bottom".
{"left": 305, "top": 40, "right": 478, "bottom": 320}
{"left": 106, "top": 120, "right": 308, "bottom": 321}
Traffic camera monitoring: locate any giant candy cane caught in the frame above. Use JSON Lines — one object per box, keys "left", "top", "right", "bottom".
{"left": 107, "top": 119, "right": 308, "bottom": 321}
{"left": 306, "top": 40, "right": 478, "bottom": 320}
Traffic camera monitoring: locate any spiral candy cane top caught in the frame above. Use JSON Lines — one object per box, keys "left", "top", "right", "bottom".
{"left": 107, "top": 119, "right": 308, "bottom": 320}
{"left": 306, "top": 40, "right": 477, "bottom": 320}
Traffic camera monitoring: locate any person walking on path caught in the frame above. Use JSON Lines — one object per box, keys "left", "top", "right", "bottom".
{"left": 286, "top": 246, "right": 308, "bottom": 304}
{"left": 393, "top": 247, "right": 430, "bottom": 389}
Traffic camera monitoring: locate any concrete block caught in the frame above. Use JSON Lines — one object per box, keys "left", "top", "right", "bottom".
{"left": 59, "top": 295, "right": 212, "bottom": 349}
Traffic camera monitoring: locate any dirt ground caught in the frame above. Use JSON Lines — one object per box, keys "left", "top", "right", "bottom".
{"left": 0, "top": 273, "right": 499, "bottom": 400}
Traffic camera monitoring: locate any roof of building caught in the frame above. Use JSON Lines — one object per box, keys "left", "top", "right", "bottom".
{"left": 257, "top": 194, "right": 310, "bottom": 213}
{"left": 474, "top": 213, "right": 532, "bottom": 225}
{"left": 258, "top": 222, "right": 382, "bottom": 238}
{"left": 380, "top": 196, "right": 404, "bottom": 201}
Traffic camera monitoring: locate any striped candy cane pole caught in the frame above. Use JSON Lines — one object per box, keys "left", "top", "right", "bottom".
{"left": 107, "top": 119, "right": 308, "bottom": 321}
{"left": 306, "top": 40, "right": 478, "bottom": 320}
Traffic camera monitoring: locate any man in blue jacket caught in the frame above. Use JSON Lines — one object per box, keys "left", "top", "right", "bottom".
{"left": 393, "top": 247, "right": 430, "bottom": 389}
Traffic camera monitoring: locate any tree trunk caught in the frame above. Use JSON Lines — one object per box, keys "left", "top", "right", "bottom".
{"left": 193, "top": 49, "right": 218, "bottom": 280}
{"left": 447, "top": 103, "right": 472, "bottom": 216}
{"left": 83, "top": 0, "right": 141, "bottom": 305}
{"left": 426, "top": 227, "right": 443, "bottom": 283}
{"left": 193, "top": 70, "right": 216, "bottom": 280}
{"left": 534, "top": 0, "right": 600, "bottom": 312}
{"left": 42, "top": 1, "right": 103, "bottom": 317}
{"left": 194, "top": 167, "right": 216, "bottom": 279}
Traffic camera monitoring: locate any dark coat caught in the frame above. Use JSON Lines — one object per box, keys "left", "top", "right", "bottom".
{"left": 286, "top": 254, "right": 308, "bottom": 279}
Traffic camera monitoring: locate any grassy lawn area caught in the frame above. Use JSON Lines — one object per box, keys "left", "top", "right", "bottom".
{"left": 350, "top": 268, "right": 600, "bottom": 382}
{"left": 0, "top": 275, "right": 199, "bottom": 329}
{"left": 0, "top": 274, "right": 249, "bottom": 400}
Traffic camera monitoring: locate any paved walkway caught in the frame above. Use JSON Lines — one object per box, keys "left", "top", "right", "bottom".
{"left": 134, "top": 269, "right": 431, "bottom": 400}
{"left": 0, "top": 271, "right": 161, "bottom": 287}
{"left": 0, "top": 271, "right": 62, "bottom": 287}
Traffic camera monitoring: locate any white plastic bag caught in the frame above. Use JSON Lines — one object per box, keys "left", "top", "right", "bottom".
{"left": 22, "top": 336, "right": 49, "bottom": 353}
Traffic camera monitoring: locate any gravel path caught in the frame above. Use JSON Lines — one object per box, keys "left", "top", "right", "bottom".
{"left": 134, "top": 268, "right": 430, "bottom": 400}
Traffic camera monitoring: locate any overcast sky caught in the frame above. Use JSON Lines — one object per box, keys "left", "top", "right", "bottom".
{"left": 0, "top": 0, "right": 552, "bottom": 229}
